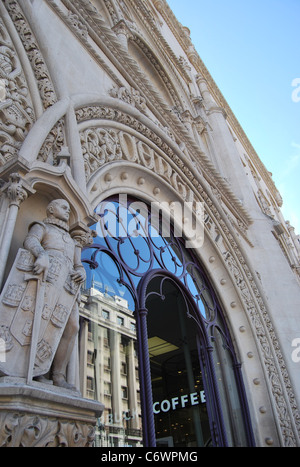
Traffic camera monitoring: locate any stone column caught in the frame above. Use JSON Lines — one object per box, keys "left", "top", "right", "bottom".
{"left": 112, "top": 20, "right": 133, "bottom": 50}
{"left": 0, "top": 173, "right": 34, "bottom": 288}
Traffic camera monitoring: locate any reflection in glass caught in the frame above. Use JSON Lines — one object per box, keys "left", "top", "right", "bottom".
{"left": 146, "top": 279, "right": 211, "bottom": 447}
{"left": 81, "top": 196, "right": 254, "bottom": 447}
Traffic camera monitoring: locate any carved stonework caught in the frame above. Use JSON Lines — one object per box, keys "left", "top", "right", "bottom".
{"left": 0, "top": 412, "right": 95, "bottom": 447}
{"left": 80, "top": 127, "right": 122, "bottom": 180}
{"left": 0, "top": 15, "right": 35, "bottom": 165}
{"left": 109, "top": 84, "right": 147, "bottom": 112}
{"left": 75, "top": 105, "right": 252, "bottom": 228}
{"left": 6, "top": 173, "right": 28, "bottom": 207}
{"left": 38, "top": 119, "right": 65, "bottom": 165}
{"left": 66, "top": 11, "right": 88, "bottom": 40}
{"left": 79, "top": 124, "right": 200, "bottom": 210}
{"left": 223, "top": 250, "right": 300, "bottom": 446}
{"left": 0, "top": 200, "right": 88, "bottom": 390}
{"left": 3, "top": 0, "right": 57, "bottom": 110}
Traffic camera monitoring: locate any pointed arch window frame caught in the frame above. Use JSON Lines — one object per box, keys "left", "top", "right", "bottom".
{"left": 82, "top": 195, "right": 255, "bottom": 447}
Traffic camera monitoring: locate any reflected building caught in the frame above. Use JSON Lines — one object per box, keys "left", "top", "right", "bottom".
{"left": 79, "top": 285, "right": 143, "bottom": 447}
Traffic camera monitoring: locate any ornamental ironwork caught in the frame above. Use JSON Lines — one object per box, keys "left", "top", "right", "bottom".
{"left": 82, "top": 195, "right": 254, "bottom": 447}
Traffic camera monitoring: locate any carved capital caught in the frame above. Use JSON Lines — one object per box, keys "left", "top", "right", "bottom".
{"left": 70, "top": 226, "right": 97, "bottom": 249}
{"left": 112, "top": 19, "right": 133, "bottom": 41}
{"left": 2, "top": 173, "right": 33, "bottom": 207}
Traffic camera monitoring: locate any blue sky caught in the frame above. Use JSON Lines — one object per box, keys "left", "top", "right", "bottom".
{"left": 168, "top": 0, "right": 300, "bottom": 234}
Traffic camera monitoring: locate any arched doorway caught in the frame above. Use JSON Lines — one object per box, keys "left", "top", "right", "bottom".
{"left": 138, "top": 273, "right": 215, "bottom": 447}
{"left": 82, "top": 195, "right": 255, "bottom": 447}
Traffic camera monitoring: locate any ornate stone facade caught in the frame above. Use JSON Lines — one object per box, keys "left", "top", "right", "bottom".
{"left": 0, "top": 0, "right": 299, "bottom": 447}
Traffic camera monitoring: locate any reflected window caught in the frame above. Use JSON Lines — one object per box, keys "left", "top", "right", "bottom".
{"left": 102, "top": 310, "right": 110, "bottom": 320}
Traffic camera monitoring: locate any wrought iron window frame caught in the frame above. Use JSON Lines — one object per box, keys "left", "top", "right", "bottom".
{"left": 83, "top": 195, "right": 255, "bottom": 447}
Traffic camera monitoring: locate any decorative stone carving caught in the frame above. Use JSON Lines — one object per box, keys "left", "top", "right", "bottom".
{"left": 67, "top": 12, "right": 88, "bottom": 40}
{"left": 3, "top": 0, "right": 57, "bottom": 110}
{"left": 0, "top": 412, "right": 95, "bottom": 447}
{"left": 38, "top": 119, "right": 65, "bottom": 165}
{"left": 109, "top": 84, "right": 147, "bottom": 111}
{"left": 0, "top": 199, "right": 93, "bottom": 390}
{"left": 0, "top": 382, "right": 103, "bottom": 447}
{"left": 5, "top": 172, "right": 29, "bottom": 207}
{"left": 223, "top": 249, "right": 299, "bottom": 446}
{"left": 80, "top": 127, "right": 122, "bottom": 180}
{"left": 0, "top": 16, "right": 35, "bottom": 165}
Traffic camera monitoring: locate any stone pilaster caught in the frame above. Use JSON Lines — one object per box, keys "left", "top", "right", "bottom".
{"left": 0, "top": 173, "right": 34, "bottom": 288}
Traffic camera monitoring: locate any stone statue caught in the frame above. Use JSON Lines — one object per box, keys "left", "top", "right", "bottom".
{"left": 0, "top": 199, "right": 87, "bottom": 390}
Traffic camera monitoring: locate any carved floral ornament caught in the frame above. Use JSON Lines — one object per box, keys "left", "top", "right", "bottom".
{"left": 0, "top": 0, "right": 58, "bottom": 166}
{"left": 0, "top": 13, "right": 34, "bottom": 165}
{"left": 2, "top": 0, "right": 56, "bottom": 110}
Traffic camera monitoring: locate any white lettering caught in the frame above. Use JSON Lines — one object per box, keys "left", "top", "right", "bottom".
{"left": 161, "top": 399, "right": 171, "bottom": 412}
{"left": 181, "top": 394, "right": 189, "bottom": 408}
{"left": 200, "top": 390, "right": 206, "bottom": 403}
{"left": 153, "top": 390, "right": 206, "bottom": 414}
{"left": 292, "top": 337, "right": 300, "bottom": 363}
{"left": 171, "top": 396, "right": 179, "bottom": 410}
{"left": 146, "top": 452, "right": 198, "bottom": 462}
{"left": 95, "top": 194, "right": 204, "bottom": 249}
{"left": 292, "top": 78, "right": 300, "bottom": 103}
{"left": 190, "top": 392, "right": 199, "bottom": 405}
{"left": 153, "top": 402, "right": 160, "bottom": 414}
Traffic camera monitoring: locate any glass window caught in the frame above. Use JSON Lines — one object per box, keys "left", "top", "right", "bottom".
{"left": 117, "top": 316, "right": 124, "bottom": 326}
{"left": 102, "top": 309, "right": 110, "bottom": 319}
{"left": 81, "top": 195, "right": 254, "bottom": 447}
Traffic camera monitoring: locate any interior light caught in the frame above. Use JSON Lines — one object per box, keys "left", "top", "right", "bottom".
{"left": 148, "top": 336, "right": 179, "bottom": 356}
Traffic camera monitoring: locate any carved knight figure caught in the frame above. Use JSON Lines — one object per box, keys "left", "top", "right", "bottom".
{"left": 0, "top": 199, "right": 86, "bottom": 390}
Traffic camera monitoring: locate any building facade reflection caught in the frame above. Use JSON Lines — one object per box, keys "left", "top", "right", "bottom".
{"left": 79, "top": 285, "right": 143, "bottom": 447}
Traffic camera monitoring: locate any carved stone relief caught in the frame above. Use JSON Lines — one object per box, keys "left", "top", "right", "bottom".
{"left": 0, "top": 16, "right": 35, "bottom": 165}
{"left": 76, "top": 105, "right": 251, "bottom": 240}
{"left": 38, "top": 119, "right": 65, "bottom": 165}
{"left": 109, "top": 84, "right": 147, "bottom": 112}
{"left": 0, "top": 411, "right": 95, "bottom": 447}
{"left": 3, "top": 0, "right": 57, "bottom": 110}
